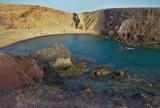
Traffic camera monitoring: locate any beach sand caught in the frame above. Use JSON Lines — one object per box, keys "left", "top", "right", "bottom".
{"left": 0, "top": 27, "right": 98, "bottom": 48}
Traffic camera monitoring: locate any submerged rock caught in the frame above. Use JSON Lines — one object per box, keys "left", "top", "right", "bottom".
{"left": 94, "top": 68, "right": 112, "bottom": 77}
{"left": 113, "top": 71, "right": 128, "bottom": 80}
{"left": 84, "top": 87, "right": 93, "bottom": 93}
{"left": 0, "top": 53, "right": 43, "bottom": 89}
{"left": 56, "top": 61, "right": 89, "bottom": 78}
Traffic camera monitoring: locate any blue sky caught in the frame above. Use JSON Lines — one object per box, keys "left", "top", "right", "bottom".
{"left": 0, "top": 0, "right": 160, "bottom": 12}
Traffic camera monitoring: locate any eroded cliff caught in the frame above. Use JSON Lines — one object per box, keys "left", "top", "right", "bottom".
{"left": 79, "top": 8, "right": 160, "bottom": 47}
{"left": 101, "top": 8, "right": 160, "bottom": 47}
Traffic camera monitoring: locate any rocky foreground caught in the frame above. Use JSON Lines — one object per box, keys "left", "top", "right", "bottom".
{"left": 1, "top": 85, "right": 160, "bottom": 108}
{"left": 0, "top": 45, "right": 160, "bottom": 108}
{"left": 0, "top": 4, "right": 160, "bottom": 48}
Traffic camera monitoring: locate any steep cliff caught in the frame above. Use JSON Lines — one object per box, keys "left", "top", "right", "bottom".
{"left": 80, "top": 8, "right": 160, "bottom": 47}
{"left": 101, "top": 8, "right": 160, "bottom": 47}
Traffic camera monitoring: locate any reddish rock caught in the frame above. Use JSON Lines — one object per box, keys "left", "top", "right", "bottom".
{"left": 0, "top": 53, "right": 43, "bottom": 89}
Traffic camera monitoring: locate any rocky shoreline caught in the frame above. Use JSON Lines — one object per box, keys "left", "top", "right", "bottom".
{"left": 0, "top": 45, "right": 160, "bottom": 108}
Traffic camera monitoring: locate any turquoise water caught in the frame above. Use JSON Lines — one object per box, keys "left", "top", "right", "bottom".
{"left": 1, "top": 34, "right": 160, "bottom": 81}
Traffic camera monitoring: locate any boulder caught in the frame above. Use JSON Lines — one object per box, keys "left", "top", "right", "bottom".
{"left": 34, "top": 44, "right": 73, "bottom": 70}
{"left": 51, "top": 58, "right": 72, "bottom": 70}
{"left": 0, "top": 53, "right": 43, "bottom": 89}
{"left": 34, "top": 44, "right": 70, "bottom": 62}
{"left": 56, "top": 62, "right": 89, "bottom": 78}
{"left": 34, "top": 45, "right": 89, "bottom": 78}
{"left": 34, "top": 44, "right": 74, "bottom": 71}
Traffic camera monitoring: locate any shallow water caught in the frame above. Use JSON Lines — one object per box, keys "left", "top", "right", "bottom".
{"left": 1, "top": 34, "right": 160, "bottom": 94}
{"left": 1, "top": 34, "right": 160, "bottom": 80}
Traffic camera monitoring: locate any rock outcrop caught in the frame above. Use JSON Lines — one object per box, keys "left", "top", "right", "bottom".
{"left": 72, "top": 13, "right": 80, "bottom": 29}
{"left": 34, "top": 45, "right": 89, "bottom": 79}
{"left": 35, "top": 44, "right": 70, "bottom": 60}
{"left": 34, "top": 44, "right": 72, "bottom": 69}
{"left": 0, "top": 53, "right": 43, "bottom": 89}
{"left": 80, "top": 8, "right": 160, "bottom": 47}
{"left": 52, "top": 58, "right": 72, "bottom": 70}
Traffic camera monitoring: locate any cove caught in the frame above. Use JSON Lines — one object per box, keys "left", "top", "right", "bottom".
{"left": 1, "top": 34, "right": 160, "bottom": 81}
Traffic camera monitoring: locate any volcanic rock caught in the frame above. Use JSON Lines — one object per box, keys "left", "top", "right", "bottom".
{"left": 0, "top": 53, "right": 43, "bottom": 89}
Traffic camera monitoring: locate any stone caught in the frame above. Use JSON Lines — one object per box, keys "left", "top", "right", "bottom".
{"left": 94, "top": 68, "right": 111, "bottom": 77}
{"left": 34, "top": 44, "right": 70, "bottom": 62}
{"left": 34, "top": 45, "right": 89, "bottom": 79}
{"left": 113, "top": 71, "right": 127, "bottom": 80}
{"left": 0, "top": 53, "right": 43, "bottom": 89}
{"left": 84, "top": 87, "right": 92, "bottom": 93}
{"left": 51, "top": 58, "right": 72, "bottom": 70}
{"left": 34, "top": 44, "right": 73, "bottom": 70}
{"left": 56, "top": 62, "right": 89, "bottom": 78}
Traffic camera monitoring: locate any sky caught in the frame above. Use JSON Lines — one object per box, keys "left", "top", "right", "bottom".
{"left": 0, "top": 0, "right": 160, "bottom": 12}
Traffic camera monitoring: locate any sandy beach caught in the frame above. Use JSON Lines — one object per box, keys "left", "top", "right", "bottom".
{"left": 0, "top": 27, "right": 98, "bottom": 48}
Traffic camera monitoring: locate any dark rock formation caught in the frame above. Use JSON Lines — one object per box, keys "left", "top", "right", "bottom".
{"left": 113, "top": 70, "right": 128, "bottom": 80}
{"left": 73, "top": 13, "right": 80, "bottom": 29}
{"left": 0, "top": 53, "right": 43, "bottom": 89}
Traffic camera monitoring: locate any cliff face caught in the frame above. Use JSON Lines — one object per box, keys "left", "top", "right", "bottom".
{"left": 79, "top": 8, "right": 160, "bottom": 47}
{"left": 80, "top": 10, "right": 105, "bottom": 32}
{"left": 101, "top": 9, "right": 160, "bottom": 45}
{"left": 0, "top": 4, "right": 160, "bottom": 47}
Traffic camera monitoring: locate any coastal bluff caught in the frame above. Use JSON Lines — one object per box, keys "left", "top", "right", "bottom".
{"left": 0, "top": 4, "right": 160, "bottom": 48}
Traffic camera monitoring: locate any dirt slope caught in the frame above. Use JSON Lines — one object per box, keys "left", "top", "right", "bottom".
{"left": 0, "top": 4, "right": 75, "bottom": 30}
